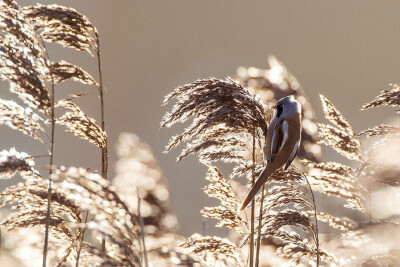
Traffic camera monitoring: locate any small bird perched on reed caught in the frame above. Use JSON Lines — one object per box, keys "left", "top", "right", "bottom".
{"left": 240, "top": 95, "right": 302, "bottom": 210}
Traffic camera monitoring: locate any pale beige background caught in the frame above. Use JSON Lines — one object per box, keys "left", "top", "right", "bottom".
{"left": 1, "top": 1, "right": 400, "bottom": 235}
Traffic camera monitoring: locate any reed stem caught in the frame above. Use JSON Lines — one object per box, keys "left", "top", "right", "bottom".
{"left": 96, "top": 36, "right": 109, "bottom": 256}
{"left": 255, "top": 184, "right": 265, "bottom": 267}
{"left": 249, "top": 126, "right": 256, "bottom": 267}
{"left": 304, "top": 174, "right": 320, "bottom": 266}
{"left": 43, "top": 46, "right": 56, "bottom": 267}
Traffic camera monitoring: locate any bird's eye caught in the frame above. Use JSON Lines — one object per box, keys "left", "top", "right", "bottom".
{"left": 276, "top": 104, "right": 283, "bottom": 118}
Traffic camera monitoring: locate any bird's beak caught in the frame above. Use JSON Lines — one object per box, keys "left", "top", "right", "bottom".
{"left": 271, "top": 105, "right": 276, "bottom": 109}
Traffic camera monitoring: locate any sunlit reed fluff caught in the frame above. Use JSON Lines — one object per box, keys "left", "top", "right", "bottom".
{"left": 50, "top": 60, "right": 99, "bottom": 86}
{"left": 362, "top": 83, "right": 400, "bottom": 110}
{"left": 236, "top": 56, "right": 321, "bottom": 163}
{"left": 0, "top": 1, "right": 51, "bottom": 114}
{"left": 308, "top": 95, "right": 366, "bottom": 216}
{"left": 51, "top": 167, "right": 141, "bottom": 266}
{"left": 161, "top": 77, "right": 267, "bottom": 165}
{"left": 56, "top": 100, "right": 107, "bottom": 149}
{"left": 303, "top": 160, "right": 365, "bottom": 213}
{"left": 0, "top": 176, "right": 83, "bottom": 266}
{"left": 0, "top": 148, "right": 36, "bottom": 179}
{"left": 0, "top": 99, "right": 44, "bottom": 141}
{"left": 22, "top": 4, "right": 99, "bottom": 55}
{"left": 182, "top": 234, "right": 245, "bottom": 267}
{"left": 201, "top": 164, "right": 247, "bottom": 235}
{"left": 318, "top": 94, "right": 362, "bottom": 161}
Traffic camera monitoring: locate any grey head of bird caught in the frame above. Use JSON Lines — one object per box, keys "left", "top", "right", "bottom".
{"left": 273, "top": 95, "right": 301, "bottom": 119}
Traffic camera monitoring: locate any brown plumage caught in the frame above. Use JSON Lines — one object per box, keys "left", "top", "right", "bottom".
{"left": 240, "top": 95, "right": 302, "bottom": 210}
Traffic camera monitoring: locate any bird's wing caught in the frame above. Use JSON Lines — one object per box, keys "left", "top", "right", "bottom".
{"left": 270, "top": 120, "right": 288, "bottom": 162}
{"left": 284, "top": 141, "right": 299, "bottom": 170}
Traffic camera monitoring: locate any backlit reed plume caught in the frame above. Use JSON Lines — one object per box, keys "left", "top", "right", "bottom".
{"left": 22, "top": 4, "right": 98, "bottom": 55}
{"left": 0, "top": 100, "right": 44, "bottom": 141}
{"left": 0, "top": 148, "right": 36, "bottom": 179}
{"left": 51, "top": 167, "right": 141, "bottom": 266}
{"left": 305, "top": 95, "right": 365, "bottom": 223}
{"left": 182, "top": 234, "right": 244, "bottom": 266}
{"left": 56, "top": 100, "right": 107, "bottom": 149}
{"left": 0, "top": 0, "right": 51, "bottom": 114}
{"left": 318, "top": 94, "right": 362, "bottom": 162}
{"left": 161, "top": 77, "right": 267, "bottom": 165}
{"left": 0, "top": 162, "right": 83, "bottom": 266}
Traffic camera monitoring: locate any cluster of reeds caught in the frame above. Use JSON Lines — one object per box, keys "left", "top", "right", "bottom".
{"left": 162, "top": 58, "right": 400, "bottom": 266}
{"left": 0, "top": 1, "right": 183, "bottom": 266}
{"left": 1, "top": 0, "right": 400, "bottom": 266}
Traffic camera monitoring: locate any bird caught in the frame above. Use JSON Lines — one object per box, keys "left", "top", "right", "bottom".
{"left": 239, "top": 95, "right": 302, "bottom": 211}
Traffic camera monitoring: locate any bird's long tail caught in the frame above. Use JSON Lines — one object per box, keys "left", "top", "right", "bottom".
{"left": 239, "top": 166, "right": 273, "bottom": 211}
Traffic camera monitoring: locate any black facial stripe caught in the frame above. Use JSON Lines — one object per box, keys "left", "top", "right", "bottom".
{"left": 276, "top": 104, "right": 283, "bottom": 118}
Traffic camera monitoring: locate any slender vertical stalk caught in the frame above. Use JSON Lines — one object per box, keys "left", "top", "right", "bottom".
{"left": 304, "top": 175, "right": 320, "bottom": 267}
{"left": 249, "top": 127, "right": 256, "bottom": 267}
{"left": 137, "top": 188, "right": 148, "bottom": 267}
{"left": 75, "top": 212, "right": 89, "bottom": 267}
{"left": 43, "top": 61, "right": 56, "bottom": 267}
{"left": 96, "top": 36, "right": 109, "bottom": 256}
{"left": 368, "top": 183, "right": 372, "bottom": 222}
{"left": 255, "top": 185, "right": 265, "bottom": 267}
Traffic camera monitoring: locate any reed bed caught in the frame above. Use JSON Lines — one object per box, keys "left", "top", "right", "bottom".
{"left": 1, "top": 1, "right": 400, "bottom": 266}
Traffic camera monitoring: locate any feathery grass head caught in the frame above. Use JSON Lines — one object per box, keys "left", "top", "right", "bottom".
{"left": 161, "top": 77, "right": 267, "bottom": 165}
{"left": 56, "top": 100, "right": 107, "bottom": 149}
{"left": 0, "top": 99, "right": 44, "bottom": 141}
{"left": 362, "top": 84, "right": 400, "bottom": 110}
{"left": 0, "top": 148, "right": 37, "bottom": 179}
{"left": 182, "top": 234, "right": 245, "bottom": 267}
{"left": 22, "top": 4, "right": 98, "bottom": 55}
{"left": 318, "top": 94, "right": 362, "bottom": 161}
{"left": 51, "top": 60, "right": 99, "bottom": 86}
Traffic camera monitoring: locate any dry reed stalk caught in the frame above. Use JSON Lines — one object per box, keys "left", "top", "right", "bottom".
{"left": 249, "top": 126, "right": 256, "bottom": 267}
{"left": 254, "top": 184, "right": 265, "bottom": 267}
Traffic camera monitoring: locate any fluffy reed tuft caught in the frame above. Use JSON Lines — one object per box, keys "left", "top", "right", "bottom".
{"left": 362, "top": 83, "right": 400, "bottom": 110}
{"left": 318, "top": 94, "right": 362, "bottom": 161}
{"left": 0, "top": 148, "right": 36, "bottom": 179}
{"left": 201, "top": 164, "right": 247, "bottom": 235}
{"left": 56, "top": 100, "right": 107, "bottom": 149}
{"left": 22, "top": 4, "right": 98, "bottom": 55}
{"left": 161, "top": 77, "right": 267, "bottom": 165}
{"left": 182, "top": 234, "right": 244, "bottom": 267}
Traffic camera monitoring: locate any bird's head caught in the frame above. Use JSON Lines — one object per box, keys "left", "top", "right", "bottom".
{"left": 271, "top": 95, "right": 301, "bottom": 118}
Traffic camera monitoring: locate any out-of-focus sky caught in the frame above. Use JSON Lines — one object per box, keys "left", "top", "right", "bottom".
{"left": 1, "top": 1, "right": 400, "bottom": 235}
